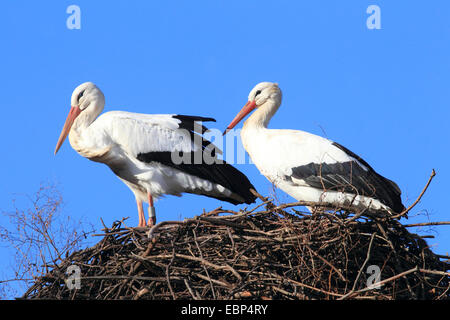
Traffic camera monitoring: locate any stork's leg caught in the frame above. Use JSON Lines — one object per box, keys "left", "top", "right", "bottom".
{"left": 136, "top": 199, "right": 146, "bottom": 227}
{"left": 147, "top": 191, "right": 156, "bottom": 226}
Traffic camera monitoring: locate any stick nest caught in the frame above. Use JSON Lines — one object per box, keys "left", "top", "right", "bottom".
{"left": 22, "top": 201, "right": 450, "bottom": 300}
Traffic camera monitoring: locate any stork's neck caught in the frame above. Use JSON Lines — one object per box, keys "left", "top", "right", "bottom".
{"left": 68, "top": 103, "right": 104, "bottom": 154}
{"left": 243, "top": 98, "right": 280, "bottom": 131}
{"left": 73, "top": 107, "right": 102, "bottom": 132}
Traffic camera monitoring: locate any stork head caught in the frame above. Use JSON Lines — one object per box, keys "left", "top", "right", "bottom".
{"left": 54, "top": 82, "right": 105, "bottom": 155}
{"left": 223, "top": 82, "right": 281, "bottom": 134}
{"left": 70, "top": 82, "right": 105, "bottom": 112}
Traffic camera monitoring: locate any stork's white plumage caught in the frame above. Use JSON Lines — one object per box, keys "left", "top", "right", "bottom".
{"left": 224, "top": 82, "right": 405, "bottom": 215}
{"left": 55, "top": 82, "right": 257, "bottom": 227}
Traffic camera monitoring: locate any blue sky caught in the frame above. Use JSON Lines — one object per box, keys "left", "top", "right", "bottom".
{"left": 1, "top": 1, "right": 449, "bottom": 296}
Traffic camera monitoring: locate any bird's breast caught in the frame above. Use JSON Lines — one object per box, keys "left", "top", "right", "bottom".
{"left": 68, "top": 129, "right": 112, "bottom": 163}
{"left": 241, "top": 128, "right": 287, "bottom": 183}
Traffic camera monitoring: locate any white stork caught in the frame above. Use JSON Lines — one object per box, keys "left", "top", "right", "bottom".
{"left": 223, "top": 82, "right": 405, "bottom": 215}
{"left": 54, "top": 82, "right": 257, "bottom": 227}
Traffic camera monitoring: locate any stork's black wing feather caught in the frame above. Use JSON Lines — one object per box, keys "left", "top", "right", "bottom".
{"left": 290, "top": 142, "right": 405, "bottom": 213}
{"left": 172, "top": 114, "right": 217, "bottom": 153}
{"left": 172, "top": 114, "right": 215, "bottom": 134}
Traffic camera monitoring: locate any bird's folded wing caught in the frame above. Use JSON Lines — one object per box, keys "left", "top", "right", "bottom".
{"left": 96, "top": 111, "right": 219, "bottom": 156}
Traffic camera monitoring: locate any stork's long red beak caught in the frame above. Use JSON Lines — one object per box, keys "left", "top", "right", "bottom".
{"left": 223, "top": 100, "right": 257, "bottom": 135}
{"left": 54, "top": 106, "right": 82, "bottom": 155}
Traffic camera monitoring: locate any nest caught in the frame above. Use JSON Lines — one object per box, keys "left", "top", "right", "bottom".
{"left": 22, "top": 197, "right": 450, "bottom": 300}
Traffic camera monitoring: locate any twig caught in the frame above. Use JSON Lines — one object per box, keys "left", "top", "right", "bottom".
{"left": 166, "top": 240, "right": 177, "bottom": 300}
{"left": 184, "top": 279, "right": 200, "bottom": 300}
{"left": 403, "top": 221, "right": 450, "bottom": 228}
{"left": 391, "top": 169, "right": 436, "bottom": 219}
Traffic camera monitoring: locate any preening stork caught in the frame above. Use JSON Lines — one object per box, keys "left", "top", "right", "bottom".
{"left": 224, "top": 82, "right": 405, "bottom": 215}
{"left": 55, "top": 82, "right": 257, "bottom": 227}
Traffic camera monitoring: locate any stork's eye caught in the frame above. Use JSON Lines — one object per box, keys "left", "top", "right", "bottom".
{"left": 77, "top": 90, "right": 85, "bottom": 102}
{"left": 255, "top": 90, "right": 262, "bottom": 97}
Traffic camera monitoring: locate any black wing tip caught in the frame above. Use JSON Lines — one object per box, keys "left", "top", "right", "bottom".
{"left": 204, "top": 192, "right": 257, "bottom": 205}
{"left": 214, "top": 189, "right": 257, "bottom": 205}
{"left": 206, "top": 163, "right": 258, "bottom": 205}
{"left": 173, "top": 114, "right": 216, "bottom": 123}
{"left": 173, "top": 114, "right": 216, "bottom": 134}
{"left": 240, "top": 193, "right": 258, "bottom": 205}
{"left": 210, "top": 162, "right": 258, "bottom": 205}
{"left": 221, "top": 163, "right": 258, "bottom": 203}
{"left": 391, "top": 202, "right": 406, "bottom": 215}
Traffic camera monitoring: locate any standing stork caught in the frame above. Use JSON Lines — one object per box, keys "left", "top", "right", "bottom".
{"left": 55, "top": 82, "right": 257, "bottom": 227}
{"left": 223, "top": 82, "right": 405, "bottom": 215}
